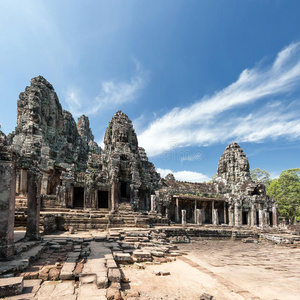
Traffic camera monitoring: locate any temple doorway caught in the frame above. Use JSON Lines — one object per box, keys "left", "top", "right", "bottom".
{"left": 98, "top": 190, "right": 109, "bottom": 208}
{"left": 269, "top": 212, "right": 273, "bottom": 226}
{"left": 242, "top": 211, "right": 248, "bottom": 225}
{"left": 73, "top": 187, "right": 84, "bottom": 208}
{"left": 120, "top": 182, "right": 130, "bottom": 202}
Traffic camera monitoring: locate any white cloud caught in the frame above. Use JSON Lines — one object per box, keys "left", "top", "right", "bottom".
{"left": 64, "top": 61, "right": 146, "bottom": 116}
{"left": 138, "top": 42, "right": 300, "bottom": 156}
{"left": 157, "top": 168, "right": 210, "bottom": 183}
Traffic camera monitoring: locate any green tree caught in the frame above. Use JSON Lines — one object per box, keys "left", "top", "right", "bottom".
{"left": 250, "top": 168, "right": 271, "bottom": 187}
{"left": 267, "top": 168, "right": 300, "bottom": 223}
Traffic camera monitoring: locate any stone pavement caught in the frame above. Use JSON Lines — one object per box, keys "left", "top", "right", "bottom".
{"left": 1, "top": 227, "right": 300, "bottom": 299}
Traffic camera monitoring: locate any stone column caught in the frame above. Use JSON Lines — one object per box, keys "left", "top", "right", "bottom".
{"left": 25, "top": 166, "right": 41, "bottom": 241}
{"left": 265, "top": 211, "right": 270, "bottom": 227}
{"left": 20, "top": 168, "right": 28, "bottom": 194}
{"left": 211, "top": 201, "right": 214, "bottom": 224}
{"left": 223, "top": 202, "right": 227, "bottom": 224}
{"left": 228, "top": 205, "right": 234, "bottom": 226}
{"left": 16, "top": 169, "right": 20, "bottom": 194}
{"left": 165, "top": 207, "right": 169, "bottom": 219}
{"left": 213, "top": 209, "right": 219, "bottom": 225}
{"left": 181, "top": 209, "right": 186, "bottom": 225}
{"left": 259, "top": 208, "right": 265, "bottom": 227}
{"left": 196, "top": 209, "right": 203, "bottom": 225}
{"left": 111, "top": 179, "right": 119, "bottom": 212}
{"left": 40, "top": 172, "right": 50, "bottom": 195}
{"left": 0, "top": 156, "right": 16, "bottom": 259}
{"left": 194, "top": 200, "right": 197, "bottom": 224}
{"left": 250, "top": 204, "right": 256, "bottom": 226}
{"left": 150, "top": 195, "right": 156, "bottom": 212}
{"left": 234, "top": 203, "right": 240, "bottom": 226}
{"left": 272, "top": 205, "right": 278, "bottom": 227}
{"left": 175, "top": 197, "right": 180, "bottom": 223}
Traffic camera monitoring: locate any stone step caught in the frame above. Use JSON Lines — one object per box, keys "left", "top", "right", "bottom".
{"left": 0, "top": 277, "right": 24, "bottom": 298}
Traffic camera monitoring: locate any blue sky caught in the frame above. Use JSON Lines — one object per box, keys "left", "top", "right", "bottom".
{"left": 0, "top": 0, "right": 300, "bottom": 181}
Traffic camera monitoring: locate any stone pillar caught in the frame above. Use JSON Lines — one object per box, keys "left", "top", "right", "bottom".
{"left": 250, "top": 204, "right": 256, "bottom": 226}
{"left": 228, "top": 205, "right": 234, "bottom": 226}
{"left": 258, "top": 208, "right": 264, "bottom": 227}
{"left": 40, "top": 172, "right": 49, "bottom": 195}
{"left": 16, "top": 169, "right": 20, "bottom": 194}
{"left": 196, "top": 209, "right": 203, "bottom": 225}
{"left": 111, "top": 179, "right": 119, "bottom": 212}
{"left": 20, "top": 168, "right": 28, "bottom": 194}
{"left": 165, "top": 207, "right": 169, "bottom": 219}
{"left": 234, "top": 203, "right": 240, "bottom": 226}
{"left": 211, "top": 201, "right": 214, "bottom": 224}
{"left": 223, "top": 202, "right": 227, "bottom": 224}
{"left": 265, "top": 211, "right": 270, "bottom": 227}
{"left": 213, "top": 209, "right": 219, "bottom": 225}
{"left": 194, "top": 200, "right": 197, "bottom": 223}
{"left": 272, "top": 205, "right": 278, "bottom": 227}
{"left": 175, "top": 197, "right": 180, "bottom": 223}
{"left": 0, "top": 155, "right": 16, "bottom": 259}
{"left": 150, "top": 195, "right": 156, "bottom": 212}
{"left": 25, "top": 166, "right": 41, "bottom": 241}
{"left": 181, "top": 209, "right": 186, "bottom": 225}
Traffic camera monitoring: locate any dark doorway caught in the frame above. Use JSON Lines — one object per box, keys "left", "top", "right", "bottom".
{"left": 256, "top": 211, "right": 260, "bottom": 226}
{"left": 120, "top": 182, "right": 130, "bottom": 200}
{"left": 269, "top": 212, "right": 273, "bottom": 226}
{"left": 73, "top": 187, "right": 84, "bottom": 208}
{"left": 242, "top": 211, "right": 248, "bottom": 225}
{"left": 98, "top": 190, "right": 109, "bottom": 208}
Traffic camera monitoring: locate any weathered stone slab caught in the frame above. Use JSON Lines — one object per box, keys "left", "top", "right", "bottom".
{"left": 60, "top": 262, "right": 76, "bottom": 280}
{"left": 79, "top": 275, "right": 96, "bottom": 284}
{"left": 151, "top": 251, "right": 164, "bottom": 257}
{"left": 133, "top": 250, "right": 151, "bottom": 258}
{"left": 0, "top": 277, "right": 23, "bottom": 298}
{"left": 106, "top": 258, "right": 118, "bottom": 269}
{"left": 108, "top": 268, "right": 121, "bottom": 282}
{"left": 77, "top": 284, "right": 106, "bottom": 300}
{"left": 113, "top": 252, "right": 133, "bottom": 263}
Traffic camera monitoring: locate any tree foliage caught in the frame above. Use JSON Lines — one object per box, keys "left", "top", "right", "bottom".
{"left": 250, "top": 168, "right": 271, "bottom": 187}
{"left": 267, "top": 168, "right": 300, "bottom": 223}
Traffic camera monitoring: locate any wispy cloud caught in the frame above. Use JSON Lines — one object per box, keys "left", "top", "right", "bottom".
{"left": 139, "top": 42, "right": 300, "bottom": 156}
{"left": 64, "top": 60, "right": 146, "bottom": 116}
{"left": 157, "top": 168, "right": 210, "bottom": 183}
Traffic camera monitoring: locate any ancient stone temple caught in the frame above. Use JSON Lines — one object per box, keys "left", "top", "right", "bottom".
{"left": 9, "top": 76, "right": 159, "bottom": 217}
{"left": 156, "top": 142, "right": 278, "bottom": 227}
{"left": 0, "top": 76, "right": 278, "bottom": 240}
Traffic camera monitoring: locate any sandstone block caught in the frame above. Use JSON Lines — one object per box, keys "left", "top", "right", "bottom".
{"left": 108, "top": 268, "right": 121, "bottom": 282}
{"left": 0, "top": 277, "right": 24, "bottom": 298}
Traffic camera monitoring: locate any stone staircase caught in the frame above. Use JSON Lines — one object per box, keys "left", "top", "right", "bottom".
{"left": 15, "top": 195, "right": 27, "bottom": 208}
{"left": 108, "top": 202, "right": 150, "bottom": 228}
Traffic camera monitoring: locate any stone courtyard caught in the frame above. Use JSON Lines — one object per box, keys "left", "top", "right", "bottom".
{"left": 1, "top": 227, "right": 300, "bottom": 300}
{"left": 0, "top": 76, "right": 299, "bottom": 299}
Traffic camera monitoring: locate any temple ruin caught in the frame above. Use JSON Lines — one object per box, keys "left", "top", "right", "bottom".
{"left": 0, "top": 76, "right": 278, "bottom": 259}
{"left": 156, "top": 143, "right": 278, "bottom": 227}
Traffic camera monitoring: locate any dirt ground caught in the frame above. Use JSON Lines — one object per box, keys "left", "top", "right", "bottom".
{"left": 120, "top": 239, "right": 300, "bottom": 300}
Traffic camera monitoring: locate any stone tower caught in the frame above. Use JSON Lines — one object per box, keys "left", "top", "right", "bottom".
{"left": 101, "top": 111, "right": 159, "bottom": 210}
{"left": 217, "top": 142, "right": 251, "bottom": 186}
